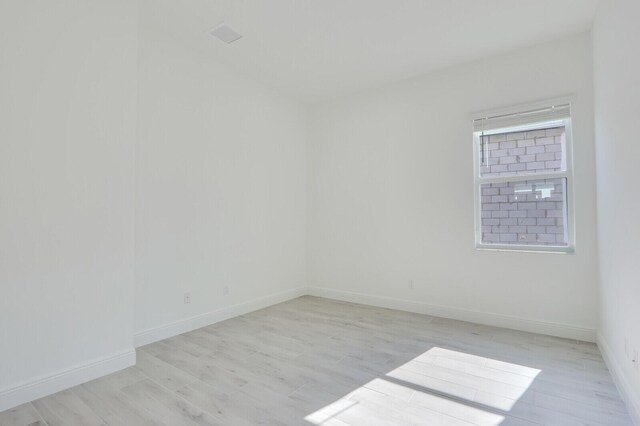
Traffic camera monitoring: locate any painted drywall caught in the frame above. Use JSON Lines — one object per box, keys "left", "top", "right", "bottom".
{"left": 593, "top": 0, "right": 640, "bottom": 421}
{"left": 137, "top": 0, "right": 598, "bottom": 103}
{"left": 0, "top": 0, "right": 137, "bottom": 406}
{"left": 134, "top": 15, "right": 307, "bottom": 338}
{"left": 307, "top": 33, "right": 598, "bottom": 339}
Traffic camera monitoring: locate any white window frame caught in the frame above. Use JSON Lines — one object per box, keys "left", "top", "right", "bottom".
{"left": 472, "top": 98, "right": 575, "bottom": 253}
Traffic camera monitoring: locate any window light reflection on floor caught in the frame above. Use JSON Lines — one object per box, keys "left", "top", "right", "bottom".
{"left": 304, "top": 347, "right": 541, "bottom": 425}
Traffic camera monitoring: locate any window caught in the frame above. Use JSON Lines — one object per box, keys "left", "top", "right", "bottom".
{"left": 472, "top": 99, "right": 574, "bottom": 252}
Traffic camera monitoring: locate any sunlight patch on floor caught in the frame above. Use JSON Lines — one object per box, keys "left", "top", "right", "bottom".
{"left": 305, "top": 398, "right": 358, "bottom": 425}
{"left": 387, "top": 347, "right": 541, "bottom": 410}
{"left": 304, "top": 347, "right": 541, "bottom": 425}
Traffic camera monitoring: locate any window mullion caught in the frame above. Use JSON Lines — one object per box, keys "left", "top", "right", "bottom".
{"left": 478, "top": 171, "right": 568, "bottom": 185}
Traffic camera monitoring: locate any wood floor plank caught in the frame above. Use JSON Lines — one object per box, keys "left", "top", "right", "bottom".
{"left": 1, "top": 296, "right": 633, "bottom": 425}
{"left": 70, "top": 370, "right": 156, "bottom": 426}
{"left": 31, "top": 389, "right": 105, "bottom": 426}
{"left": 135, "top": 349, "right": 199, "bottom": 392}
{"left": 0, "top": 403, "right": 46, "bottom": 426}
{"left": 176, "top": 380, "right": 288, "bottom": 426}
{"left": 120, "top": 379, "right": 222, "bottom": 426}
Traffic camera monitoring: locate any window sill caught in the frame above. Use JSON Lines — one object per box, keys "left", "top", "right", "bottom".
{"left": 476, "top": 244, "right": 575, "bottom": 254}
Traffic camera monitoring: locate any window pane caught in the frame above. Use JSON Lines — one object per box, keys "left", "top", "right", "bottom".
{"left": 480, "top": 178, "right": 568, "bottom": 246}
{"left": 479, "top": 126, "right": 566, "bottom": 177}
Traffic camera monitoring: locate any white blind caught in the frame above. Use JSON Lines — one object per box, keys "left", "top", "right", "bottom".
{"left": 473, "top": 103, "right": 571, "bottom": 132}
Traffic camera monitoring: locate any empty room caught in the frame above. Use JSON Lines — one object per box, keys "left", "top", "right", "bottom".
{"left": 1, "top": 0, "right": 639, "bottom": 425}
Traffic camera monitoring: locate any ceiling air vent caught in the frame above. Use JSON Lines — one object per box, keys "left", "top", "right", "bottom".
{"left": 209, "top": 24, "right": 243, "bottom": 44}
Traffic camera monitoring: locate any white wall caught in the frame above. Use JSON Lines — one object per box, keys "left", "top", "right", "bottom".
{"left": 307, "top": 34, "right": 598, "bottom": 340}
{"left": 0, "top": 0, "right": 307, "bottom": 408}
{"left": 593, "top": 0, "right": 640, "bottom": 422}
{"left": 134, "top": 16, "right": 307, "bottom": 341}
{"left": 1, "top": 1, "right": 623, "bottom": 413}
{"left": 0, "top": 0, "right": 137, "bottom": 408}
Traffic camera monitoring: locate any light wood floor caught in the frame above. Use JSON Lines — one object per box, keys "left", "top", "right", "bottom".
{"left": 0, "top": 296, "right": 633, "bottom": 426}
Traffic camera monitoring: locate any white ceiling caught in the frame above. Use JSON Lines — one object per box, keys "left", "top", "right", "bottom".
{"left": 142, "top": 0, "right": 599, "bottom": 103}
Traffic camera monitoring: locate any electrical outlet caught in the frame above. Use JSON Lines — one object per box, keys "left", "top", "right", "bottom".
{"left": 184, "top": 292, "right": 191, "bottom": 304}
{"left": 223, "top": 285, "right": 229, "bottom": 296}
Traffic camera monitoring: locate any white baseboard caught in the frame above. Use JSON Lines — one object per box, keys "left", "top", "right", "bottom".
{"left": 1, "top": 285, "right": 601, "bottom": 414}
{"left": 598, "top": 332, "right": 640, "bottom": 426}
{"left": 0, "top": 348, "right": 135, "bottom": 412}
{"left": 0, "top": 287, "right": 305, "bottom": 413}
{"left": 308, "top": 286, "right": 596, "bottom": 342}
{"left": 134, "top": 286, "right": 307, "bottom": 347}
